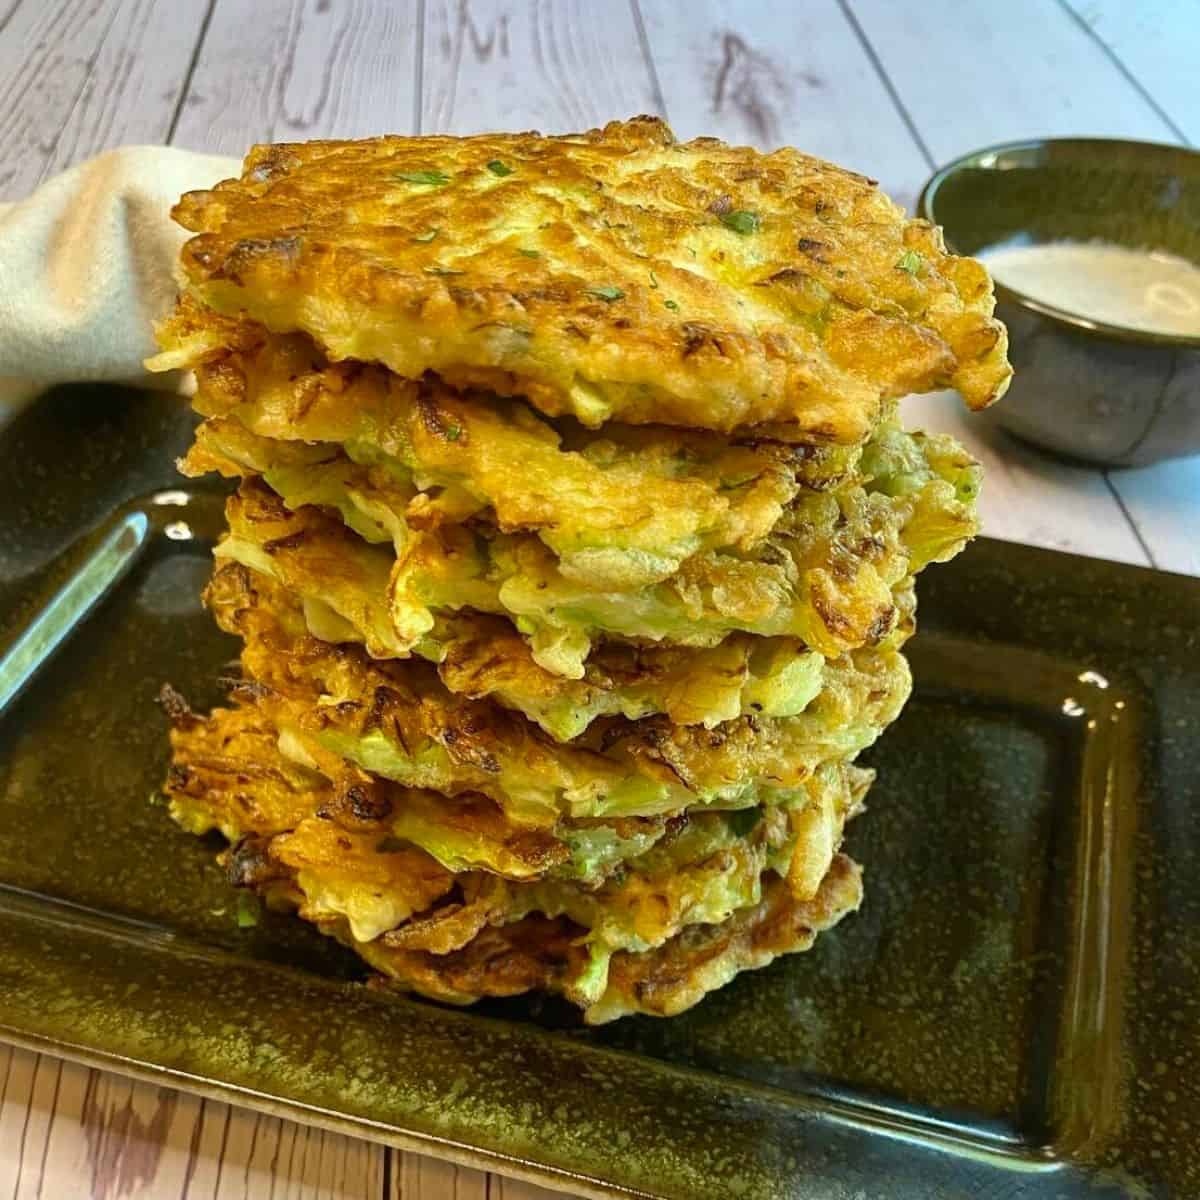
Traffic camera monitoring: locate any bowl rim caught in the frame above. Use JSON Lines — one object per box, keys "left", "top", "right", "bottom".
{"left": 917, "top": 136, "right": 1200, "bottom": 350}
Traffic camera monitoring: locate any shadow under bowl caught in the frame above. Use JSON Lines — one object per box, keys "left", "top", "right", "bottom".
{"left": 919, "top": 137, "right": 1200, "bottom": 467}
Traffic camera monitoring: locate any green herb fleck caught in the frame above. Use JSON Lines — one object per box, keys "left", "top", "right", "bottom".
{"left": 376, "top": 835, "right": 407, "bottom": 853}
{"left": 413, "top": 228, "right": 439, "bottom": 243}
{"left": 896, "top": 249, "right": 923, "bottom": 275}
{"left": 726, "top": 808, "right": 762, "bottom": 838}
{"left": 664, "top": 298, "right": 680, "bottom": 312}
{"left": 445, "top": 424, "right": 462, "bottom": 442}
{"left": 424, "top": 265, "right": 464, "bottom": 276}
{"left": 519, "top": 248, "right": 540, "bottom": 258}
{"left": 587, "top": 285, "right": 625, "bottom": 302}
{"left": 487, "top": 160, "right": 514, "bottom": 176}
{"left": 235, "top": 892, "right": 260, "bottom": 928}
{"left": 395, "top": 169, "right": 450, "bottom": 186}
{"left": 720, "top": 210, "right": 761, "bottom": 235}
{"left": 649, "top": 270, "right": 659, "bottom": 289}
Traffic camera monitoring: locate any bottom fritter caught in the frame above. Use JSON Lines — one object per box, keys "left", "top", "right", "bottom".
{"left": 162, "top": 696, "right": 864, "bottom": 1023}
{"left": 352, "top": 857, "right": 861, "bottom": 1025}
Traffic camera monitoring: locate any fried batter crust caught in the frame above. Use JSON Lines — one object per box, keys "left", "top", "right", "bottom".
{"left": 159, "top": 117, "right": 1010, "bottom": 441}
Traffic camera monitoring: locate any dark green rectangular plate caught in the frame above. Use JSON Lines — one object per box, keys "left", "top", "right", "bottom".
{"left": 1, "top": 387, "right": 1197, "bottom": 1199}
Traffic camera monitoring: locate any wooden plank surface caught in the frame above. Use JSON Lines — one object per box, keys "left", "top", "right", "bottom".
{"left": 0, "top": 0, "right": 1197, "bottom": 1196}
{"left": 0, "top": 1044, "right": 387, "bottom": 1200}
{"left": 421, "top": 0, "right": 661, "bottom": 134}
{"left": 170, "top": 0, "right": 420, "bottom": 155}
{"left": 1063, "top": 0, "right": 1198, "bottom": 143}
{"left": 0, "top": 0, "right": 209, "bottom": 199}
{"left": 639, "top": 0, "right": 927, "bottom": 207}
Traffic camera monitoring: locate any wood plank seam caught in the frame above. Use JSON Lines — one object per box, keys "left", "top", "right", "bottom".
{"left": 0, "top": 0, "right": 23, "bottom": 40}
{"left": 628, "top": 0, "right": 667, "bottom": 120}
{"left": 834, "top": 0, "right": 934, "bottom": 167}
{"left": 413, "top": 0, "right": 426, "bottom": 135}
{"left": 166, "top": 0, "right": 218, "bottom": 145}
{"left": 31, "top": 0, "right": 127, "bottom": 193}
{"left": 1057, "top": 0, "right": 1189, "bottom": 143}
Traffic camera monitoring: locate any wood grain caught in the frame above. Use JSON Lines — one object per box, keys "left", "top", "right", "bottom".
{"left": 421, "top": 0, "right": 661, "bottom": 135}
{"left": 171, "top": 0, "right": 420, "bottom": 156}
{"left": 846, "top": 0, "right": 1172, "bottom": 160}
{"left": 389, "top": 1153, "right": 566, "bottom": 1198}
{"left": 639, "top": 0, "right": 927, "bottom": 207}
{"left": 0, "top": 0, "right": 209, "bottom": 200}
{"left": 0, "top": 1044, "right": 385, "bottom": 1199}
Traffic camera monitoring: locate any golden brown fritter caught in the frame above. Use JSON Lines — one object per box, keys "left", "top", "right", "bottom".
{"left": 203, "top": 558, "right": 909, "bottom": 830}
{"left": 155, "top": 117, "right": 1010, "bottom": 442}
{"left": 160, "top": 686, "right": 324, "bottom": 838}
{"left": 163, "top": 695, "right": 622, "bottom": 883}
{"left": 206, "top": 548, "right": 886, "bottom": 743}
{"left": 162, "top": 699, "right": 864, "bottom": 1001}
{"left": 217, "top": 471, "right": 920, "bottom": 678}
{"left": 357, "top": 856, "right": 862, "bottom": 1023}
{"left": 175, "top": 322, "right": 842, "bottom": 585}
{"left": 164, "top": 693, "right": 870, "bottom": 893}
{"left": 169, "top": 305, "right": 864, "bottom": 502}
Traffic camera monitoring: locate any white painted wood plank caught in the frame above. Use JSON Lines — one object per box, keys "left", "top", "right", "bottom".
{"left": 904, "top": 392, "right": 1151, "bottom": 566}
{"left": 1064, "top": 0, "right": 1199, "bottom": 142}
{"left": 34, "top": 1059, "right": 202, "bottom": 1200}
{"left": 1105, "top": 455, "right": 1200, "bottom": 577}
{"left": 172, "top": 0, "right": 421, "bottom": 156}
{"left": 197, "top": 1101, "right": 384, "bottom": 1200}
{"left": 421, "top": 0, "right": 661, "bottom": 136}
{"left": 488, "top": 1175, "right": 572, "bottom": 1200}
{"left": 0, "top": 0, "right": 209, "bottom": 200}
{"left": 638, "top": 0, "right": 928, "bottom": 208}
{"left": 847, "top": 0, "right": 1174, "bottom": 163}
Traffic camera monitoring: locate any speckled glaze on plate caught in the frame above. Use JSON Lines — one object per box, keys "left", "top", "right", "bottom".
{"left": 1, "top": 387, "right": 1197, "bottom": 1199}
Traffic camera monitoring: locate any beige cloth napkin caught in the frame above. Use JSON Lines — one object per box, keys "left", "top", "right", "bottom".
{"left": 0, "top": 146, "right": 239, "bottom": 420}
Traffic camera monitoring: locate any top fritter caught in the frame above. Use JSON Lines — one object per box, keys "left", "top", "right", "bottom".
{"left": 170, "top": 117, "right": 1010, "bottom": 443}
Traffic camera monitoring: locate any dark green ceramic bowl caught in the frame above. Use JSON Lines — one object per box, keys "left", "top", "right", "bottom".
{"left": 919, "top": 138, "right": 1200, "bottom": 467}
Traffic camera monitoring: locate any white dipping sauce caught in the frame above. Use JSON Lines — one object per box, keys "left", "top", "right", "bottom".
{"left": 978, "top": 239, "right": 1200, "bottom": 337}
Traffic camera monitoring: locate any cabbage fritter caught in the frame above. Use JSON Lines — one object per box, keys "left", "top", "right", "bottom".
{"left": 355, "top": 857, "right": 862, "bottom": 1023}
{"left": 204, "top": 560, "right": 909, "bottom": 830}
{"left": 173, "top": 309, "right": 867, "bottom": 574}
{"left": 153, "top": 117, "right": 1009, "bottom": 441}
{"left": 208, "top": 548, "right": 884, "bottom": 742}
{"left": 219, "top": 560, "right": 907, "bottom": 822}
{"left": 215, "top": 445, "right": 960, "bottom": 678}
{"left": 166, "top": 693, "right": 869, "bottom": 890}
{"left": 163, "top": 698, "right": 864, "bottom": 1011}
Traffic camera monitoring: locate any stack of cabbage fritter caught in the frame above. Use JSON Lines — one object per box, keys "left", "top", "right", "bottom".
{"left": 151, "top": 117, "right": 1010, "bottom": 1023}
